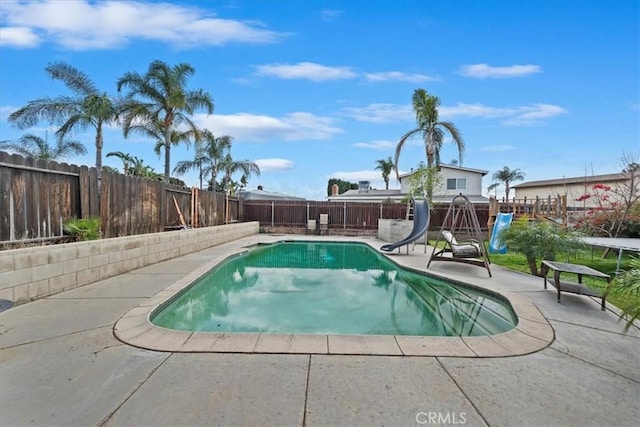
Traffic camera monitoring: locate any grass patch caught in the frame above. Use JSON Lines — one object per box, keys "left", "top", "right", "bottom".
{"left": 428, "top": 240, "right": 638, "bottom": 312}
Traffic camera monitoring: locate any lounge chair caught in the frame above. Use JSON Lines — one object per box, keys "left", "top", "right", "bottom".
{"left": 307, "top": 219, "right": 317, "bottom": 235}
{"left": 441, "top": 230, "right": 483, "bottom": 258}
{"left": 319, "top": 214, "right": 329, "bottom": 235}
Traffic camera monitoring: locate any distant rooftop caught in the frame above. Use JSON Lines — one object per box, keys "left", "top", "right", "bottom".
{"left": 513, "top": 173, "right": 627, "bottom": 188}
{"left": 398, "top": 163, "right": 489, "bottom": 179}
{"left": 338, "top": 189, "right": 402, "bottom": 197}
{"left": 238, "top": 188, "right": 305, "bottom": 201}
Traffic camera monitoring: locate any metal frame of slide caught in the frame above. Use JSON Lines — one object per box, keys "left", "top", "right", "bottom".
{"left": 380, "top": 199, "right": 430, "bottom": 253}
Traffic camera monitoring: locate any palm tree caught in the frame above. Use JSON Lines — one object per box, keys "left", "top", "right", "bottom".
{"left": 0, "top": 133, "right": 86, "bottom": 161}
{"left": 128, "top": 156, "right": 161, "bottom": 179}
{"left": 152, "top": 127, "right": 199, "bottom": 173}
{"left": 492, "top": 166, "right": 525, "bottom": 202}
{"left": 217, "top": 153, "right": 261, "bottom": 194}
{"left": 8, "top": 62, "right": 118, "bottom": 176}
{"left": 173, "top": 130, "right": 232, "bottom": 190}
{"left": 375, "top": 157, "right": 395, "bottom": 190}
{"left": 394, "top": 88, "right": 465, "bottom": 199}
{"left": 487, "top": 182, "right": 500, "bottom": 197}
{"left": 106, "top": 151, "right": 134, "bottom": 175}
{"left": 117, "top": 60, "right": 214, "bottom": 182}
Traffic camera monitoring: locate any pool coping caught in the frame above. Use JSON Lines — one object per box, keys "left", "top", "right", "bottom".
{"left": 113, "top": 238, "right": 554, "bottom": 357}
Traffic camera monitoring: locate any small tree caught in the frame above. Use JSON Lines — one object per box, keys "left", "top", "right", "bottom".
{"left": 498, "top": 218, "right": 584, "bottom": 276}
{"left": 405, "top": 162, "right": 442, "bottom": 207}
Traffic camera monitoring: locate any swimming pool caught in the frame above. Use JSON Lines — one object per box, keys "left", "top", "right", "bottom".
{"left": 151, "top": 241, "right": 517, "bottom": 337}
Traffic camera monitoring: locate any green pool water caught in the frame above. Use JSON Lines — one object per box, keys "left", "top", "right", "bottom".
{"left": 151, "top": 241, "right": 517, "bottom": 336}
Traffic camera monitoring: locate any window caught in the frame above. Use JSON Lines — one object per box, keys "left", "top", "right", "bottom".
{"left": 447, "top": 178, "right": 466, "bottom": 190}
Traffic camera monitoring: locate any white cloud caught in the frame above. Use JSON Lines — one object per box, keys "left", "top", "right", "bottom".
{"left": 321, "top": 9, "right": 344, "bottom": 21}
{"left": 0, "top": 27, "right": 39, "bottom": 47}
{"left": 439, "top": 103, "right": 516, "bottom": 119}
{"left": 254, "top": 62, "right": 357, "bottom": 82}
{"left": 254, "top": 158, "right": 294, "bottom": 171}
{"left": 441, "top": 102, "right": 567, "bottom": 125}
{"left": 479, "top": 145, "right": 515, "bottom": 152}
{"left": 343, "top": 100, "right": 566, "bottom": 126}
{"left": 253, "top": 64, "right": 438, "bottom": 84}
{"left": 459, "top": 64, "right": 542, "bottom": 79}
{"left": 193, "top": 112, "right": 343, "bottom": 141}
{"left": 502, "top": 104, "right": 568, "bottom": 126}
{"left": 343, "top": 103, "right": 413, "bottom": 123}
{"left": 352, "top": 140, "right": 396, "bottom": 150}
{"left": 363, "top": 71, "right": 439, "bottom": 83}
{"left": 0, "top": 106, "right": 19, "bottom": 121}
{"left": 0, "top": 0, "right": 286, "bottom": 50}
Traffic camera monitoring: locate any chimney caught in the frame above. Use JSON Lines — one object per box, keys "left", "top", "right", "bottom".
{"left": 331, "top": 184, "right": 339, "bottom": 196}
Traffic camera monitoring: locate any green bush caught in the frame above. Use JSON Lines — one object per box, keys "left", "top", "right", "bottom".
{"left": 63, "top": 217, "right": 101, "bottom": 241}
{"left": 498, "top": 218, "right": 584, "bottom": 276}
{"left": 606, "top": 256, "right": 640, "bottom": 331}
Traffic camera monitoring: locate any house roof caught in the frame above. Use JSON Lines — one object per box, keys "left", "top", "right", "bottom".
{"left": 238, "top": 189, "right": 306, "bottom": 201}
{"left": 513, "top": 173, "right": 627, "bottom": 189}
{"left": 327, "top": 190, "right": 489, "bottom": 204}
{"left": 398, "top": 163, "right": 488, "bottom": 179}
{"left": 432, "top": 195, "right": 490, "bottom": 204}
{"left": 327, "top": 189, "right": 403, "bottom": 202}
{"left": 337, "top": 189, "right": 402, "bottom": 197}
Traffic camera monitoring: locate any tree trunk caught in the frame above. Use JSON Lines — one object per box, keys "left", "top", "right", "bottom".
{"left": 164, "top": 144, "right": 170, "bottom": 182}
{"left": 95, "top": 123, "right": 103, "bottom": 180}
{"left": 527, "top": 256, "right": 539, "bottom": 276}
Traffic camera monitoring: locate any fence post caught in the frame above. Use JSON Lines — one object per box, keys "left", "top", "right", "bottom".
{"left": 343, "top": 202, "right": 346, "bottom": 229}
{"left": 271, "top": 201, "right": 274, "bottom": 227}
{"left": 307, "top": 202, "right": 310, "bottom": 221}
{"left": 379, "top": 203, "right": 383, "bottom": 218}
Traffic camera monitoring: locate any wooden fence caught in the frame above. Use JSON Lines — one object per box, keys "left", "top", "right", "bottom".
{"left": 1, "top": 151, "right": 501, "bottom": 244}
{"left": 240, "top": 200, "right": 490, "bottom": 232}
{"left": 0, "top": 152, "right": 238, "bottom": 244}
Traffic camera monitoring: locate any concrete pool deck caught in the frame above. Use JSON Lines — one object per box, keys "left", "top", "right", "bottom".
{"left": 1, "top": 234, "right": 639, "bottom": 426}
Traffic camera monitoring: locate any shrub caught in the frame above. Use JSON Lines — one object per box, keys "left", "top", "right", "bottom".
{"left": 605, "top": 256, "right": 640, "bottom": 331}
{"left": 63, "top": 217, "right": 102, "bottom": 241}
{"left": 498, "top": 218, "right": 584, "bottom": 276}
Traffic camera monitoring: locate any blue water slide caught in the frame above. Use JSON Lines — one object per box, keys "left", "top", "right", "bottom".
{"left": 488, "top": 212, "right": 514, "bottom": 254}
{"left": 380, "top": 199, "right": 430, "bottom": 252}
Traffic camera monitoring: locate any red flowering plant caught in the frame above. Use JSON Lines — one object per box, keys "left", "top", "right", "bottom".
{"left": 572, "top": 165, "right": 640, "bottom": 238}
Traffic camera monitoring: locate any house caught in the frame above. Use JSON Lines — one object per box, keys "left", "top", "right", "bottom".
{"left": 238, "top": 186, "right": 306, "bottom": 201}
{"left": 327, "top": 164, "right": 490, "bottom": 204}
{"left": 327, "top": 181, "right": 404, "bottom": 203}
{"left": 512, "top": 173, "right": 633, "bottom": 209}
{"left": 399, "top": 164, "right": 490, "bottom": 204}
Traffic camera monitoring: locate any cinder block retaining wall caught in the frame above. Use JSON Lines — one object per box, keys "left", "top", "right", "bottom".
{"left": 0, "top": 222, "right": 259, "bottom": 305}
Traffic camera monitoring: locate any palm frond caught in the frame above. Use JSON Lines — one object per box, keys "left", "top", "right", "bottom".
{"left": 46, "top": 62, "right": 98, "bottom": 96}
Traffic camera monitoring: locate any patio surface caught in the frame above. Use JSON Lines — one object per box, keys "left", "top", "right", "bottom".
{"left": 1, "top": 234, "right": 639, "bottom": 426}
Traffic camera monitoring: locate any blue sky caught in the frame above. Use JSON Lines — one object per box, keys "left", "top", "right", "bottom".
{"left": 1, "top": 0, "right": 638, "bottom": 200}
